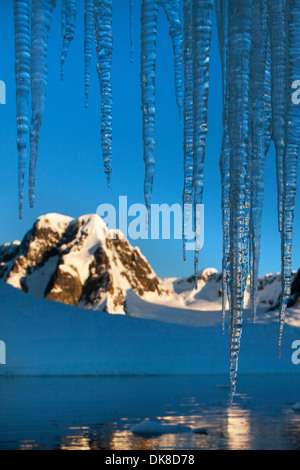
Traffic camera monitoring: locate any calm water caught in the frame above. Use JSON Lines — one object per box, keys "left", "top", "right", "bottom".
{"left": 0, "top": 375, "right": 299, "bottom": 450}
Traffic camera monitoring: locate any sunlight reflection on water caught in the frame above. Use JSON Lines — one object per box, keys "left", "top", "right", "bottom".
{"left": 0, "top": 375, "right": 299, "bottom": 450}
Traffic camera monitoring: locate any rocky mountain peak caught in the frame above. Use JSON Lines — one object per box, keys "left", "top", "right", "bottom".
{"left": 0, "top": 213, "right": 170, "bottom": 313}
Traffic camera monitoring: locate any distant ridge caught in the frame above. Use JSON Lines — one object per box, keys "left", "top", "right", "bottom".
{"left": 0, "top": 213, "right": 299, "bottom": 316}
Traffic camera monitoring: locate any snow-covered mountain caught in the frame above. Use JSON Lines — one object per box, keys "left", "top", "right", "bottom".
{"left": 167, "top": 267, "right": 300, "bottom": 312}
{"left": 0, "top": 212, "right": 299, "bottom": 318}
{"left": 0, "top": 213, "right": 169, "bottom": 314}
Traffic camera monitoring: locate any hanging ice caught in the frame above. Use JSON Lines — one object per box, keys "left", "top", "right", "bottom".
{"left": 215, "top": 0, "right": 230, "bottom": 333}
{"left": 248, "top": 0, "right": 271, "bottom": 322}
{"left": 141, "top": 0, "right": 183, "bottom": 213}
{"left": 182, "top": 0, "right": 212, "bottom": 273}
{"left": 141, "top": 0, "right": 159, "bottom": 212}
{"left": 182, "top": 0, "right": 194, "bottom": 260}
{"left": 61, "top": 0, "right": 77, "bottom": 81}
{"left": 226, "top": 0, "right": 252, "bottom": 402}
{"left": 29, "top": 0, "right": 57, "bottom": 208}
{"left": 192, "top": 0, "right": 213, "bottom": 280}
{"left": 269, "top": 0, "right": 288, "bottom": 235}
{"left": 215, "top": 0, "right": 299, "bottom": 399}
{"left": 13, "top": 0, "right": 31, "bottom": 219}
{"left": 84, "top": 0, "right": 94, "bottom": 108}
{"left": 159, "top": 0, "right": 183, "bottom": 120}
{"left": 278, "top": 0, "right": 300, "bottom": 352}
{"left": 94, "top": 0, "right": 113, "bottom": 186}
{"left": 11, "top": 0, "right": 300, "bottom": 402}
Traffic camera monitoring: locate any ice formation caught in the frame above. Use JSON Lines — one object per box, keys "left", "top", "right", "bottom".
{"left": 84, "top": 0, "right": 94, "bottom": 107}
{"left": 94, "top": 0, "right": 113, "bottom": 186}
{"left": 141, "top": 0, "right": 183, "bottom": 213}
{"left": 12, "top": 0, "right": 300, "bottom": 401}
{"left": 61, "top": 0, "right": 77, "bottom": 81}
{"left": 13, "top": 0, "right": 31, "bottom": 219}
{"left": 215, "top": 0, "right": 300, "bottom": 400}
{"left": 29, "top": 0, "right": 57, "bottom": 209}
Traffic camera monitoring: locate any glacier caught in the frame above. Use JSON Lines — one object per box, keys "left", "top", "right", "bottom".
{"left": 12, "top": 1, "right": 300, "bottom": 400}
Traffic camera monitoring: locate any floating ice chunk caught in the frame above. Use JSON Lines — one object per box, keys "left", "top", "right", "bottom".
{"left": 131, "top": 419, "right": 191, "bottom": 435}
{"left": 291, "top": 403, "right": 300, "bottom": 412}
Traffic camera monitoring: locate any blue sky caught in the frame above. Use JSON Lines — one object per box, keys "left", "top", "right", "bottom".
{"left": 0, "top": 0, "right": 299, "bottom": 278}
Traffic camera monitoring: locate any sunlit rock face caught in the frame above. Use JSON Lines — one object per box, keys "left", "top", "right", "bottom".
{"left": 0, "top": 213, "right": 169, "bottom": 314}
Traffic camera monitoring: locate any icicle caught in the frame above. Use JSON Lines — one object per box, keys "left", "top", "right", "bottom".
{"left": 29, "top": 0, "right": 57, "bottom": 208}
{"left": 227, "top": 0, "right": 252, "bottom": 403}
{"left": 220, "top": 138, "right": 230, "bottom": 333}
{"left": 141, "top": 0, "right": 159, "bottom": 212}
{"left": 159, "top": 0, "right": 183, "bottom": 121}
{"left": 130, "top": 0, "right": 134, "bottom": 63}
{"left": 94, "top": 0, "right": 113, "bottom": 186}
{"left": 215, "top": 0, "right": 230, "bottom": 332}
{"left": 279, "top": 0, "right": 300, "bottom": 353}
{"left": 11, "top": 0, "right": 300, "bottom": 402}
{"left": 248, "top": 0, "right": 272, "bottom": 322}
{"left": 84, "top": 0, "right": 94, "bottom": 108}
{"left": 61, "top": 0, "right": 66, "bottom": 37}
{"left": 269, "top": 0, "right": 287, "bottom": 233}
{"left": 182, "top": 0, "right": 193, "bottom": 261}
{"left": 61, "top": 0, "right": 77, "bottom": 81}
{"left": 192, "top": 0, "right": 213, "bottom": 282}
{"left": 13, "top": 0, "right": 31, "bottom": 219}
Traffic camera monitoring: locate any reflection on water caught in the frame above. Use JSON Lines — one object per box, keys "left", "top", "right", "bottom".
{"left": 0, "top": 375, "right": 299, "bottom": 450}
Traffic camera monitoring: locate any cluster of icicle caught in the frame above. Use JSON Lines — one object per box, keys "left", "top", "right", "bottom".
{"left": 180, "top": 0, "right": 300, "bottom": 402}
{"left": 13, "top": 0, "right": 113, "bottom": 217}
{"left": 13, "top": 0, "right": 300, "bottom": 402}
{"left": 215, "top": 0, "right": 300, "bottom": 401}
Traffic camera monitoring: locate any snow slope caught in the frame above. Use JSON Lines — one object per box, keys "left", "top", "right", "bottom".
{"left": 0, "top": 281, "right": 299, "bottom": 377}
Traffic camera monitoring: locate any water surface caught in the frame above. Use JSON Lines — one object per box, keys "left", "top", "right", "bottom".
{"left": 0, "top": 375, "right": 299, "bottom": 450}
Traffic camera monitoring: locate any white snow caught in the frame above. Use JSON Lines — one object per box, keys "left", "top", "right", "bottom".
{"left": 60, "top": 215, "right": 105, "bottom": 285}
{"left": 26, "top": 255, "right": 59, "bottom": 298}
{"left": 35, "top": 213, "right": 74, "bottom": 232}
{"left": 0, "top": 280, "right": 299, "bottom": 377}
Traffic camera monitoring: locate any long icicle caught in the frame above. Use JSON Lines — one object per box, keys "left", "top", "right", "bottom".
{"left": 227, "top": 0, "right": 252, "bottom": 403}
{"left": 13, "top": 0, "right": 31, "bottom": 219}
{"left": 61, "top": 0, "right": 77, "bottom": 80}
{"left": 269, "top": 0, "right": 287, "bottom": 234}
{"left": 61, "top": 0, "right": 66, "bottom": 38}
{"left": 192, "top": 0, "right": 213, "bottom": 284}
{"left": 141, "top": 0, "right": 159, "bottom": 213}
{"left": 248, "top": 0, "right": 272, "bottom": 322}
{"left": 279, "top": 0, "right": 300, "bottom": 353}
{"left": 215, "top": 0, "right": 230, "bottom": 333}
{"left": 84, "top": 0, "right": 94, "bottom": 108}
{"left": 94, "top": 0, "right": 113, "bottom": 187}
{"left": 29, "top": 0, "right": 57, "bottom": 208}
{"left": 182, "top": 0, "right": 194, "bottom": 261}
{"left": 159, "top": 0, "right": 183, "bottom": 121}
